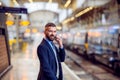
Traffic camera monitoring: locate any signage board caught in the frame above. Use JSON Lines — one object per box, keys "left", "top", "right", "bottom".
{"left": 0, "top": 6, "right": 27, "bottom": 14}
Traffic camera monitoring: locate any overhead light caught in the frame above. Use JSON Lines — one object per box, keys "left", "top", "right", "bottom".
{"left": 75, "top": 7, "right": 93, "bottom": 17}
{"left": 5, "top": 13, "right": 12, "bottom": 17}
{"left": 70, "top": 17, "right": 75, "bottom": 21}
{"left": 62, "top": 18, "right": 71, "bottom": 24}
{"left": 62, "top": 16, "right": 75, "bottom": 24}
{"left": 49, "top": 0, "right": 52, "bottom": 3}
{"left": 0, "top": 2, "right": 2, "bottom": 6}
{"left": 64, "top": 0, "right": 71, "bottom": 8}
{"left": 13, "top": 0, "right": 19, "bottom": 5}
{"left": 25, "top": 29, "right": 30, "bottom": 33}
{"left": 20, "top": 21, "right": 30, "bottom": 26}
{"left": 28, "top": 0, "right": 33, "bottom": 3}
{"left": 76, "top": 32, "right": 80, "bottom": 36}
{"left": 56, "top": 26, "right": 62, "bottom": 30}
{"left": 32, "top": 28, "right": 38, "bottom": 33}
{"left": 6, "top": 20, "right": 14, "bottom": 26}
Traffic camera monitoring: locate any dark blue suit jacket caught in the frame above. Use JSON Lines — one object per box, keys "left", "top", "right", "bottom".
{"left": 37, "top": 39, "right": 65, "bottom": 80}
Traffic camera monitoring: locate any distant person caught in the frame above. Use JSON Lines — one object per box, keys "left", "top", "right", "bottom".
{"left": 37, "top": 23, "right": 66, "bottom": 80}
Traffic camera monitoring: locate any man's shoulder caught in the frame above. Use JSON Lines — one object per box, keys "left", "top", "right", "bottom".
{"left": 37, "top": 44, "right": 48, "bottom": 55}
{"left": 37, "top": 43, "right": 46, "bottom": 49}
{"left": 37, "top": 38, "right": 50, "bottom": 49}
{"left": 37, "top": 42, "right": 48, "bottom": 49}
{"left": 38, "top": 39, "right": 46, "bottom": 46}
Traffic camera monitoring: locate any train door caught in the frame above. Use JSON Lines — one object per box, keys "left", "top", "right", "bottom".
{"left": 84, "top": 32, "right": 89, "bottom": 58}
{"left": 112, "top": 29, "right": 120, "bottom": 75}
{"left": 84, "top": 32, "right": 88, "bottom": 49}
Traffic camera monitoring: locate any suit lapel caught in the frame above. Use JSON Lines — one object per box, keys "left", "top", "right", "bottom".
{"left": 43, "top": 39, "right": 53, "bottom": 52}
{"left": 42, "top": 39, "right": 57, "bottom": 59}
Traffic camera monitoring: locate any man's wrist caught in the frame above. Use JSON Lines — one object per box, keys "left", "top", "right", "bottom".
{"left": 59, "top": 43, "right": 63, "bottom": 48}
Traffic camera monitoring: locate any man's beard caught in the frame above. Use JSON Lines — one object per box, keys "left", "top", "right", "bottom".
{"left": 46, "top": 35, "right": 55, "bottom": 41}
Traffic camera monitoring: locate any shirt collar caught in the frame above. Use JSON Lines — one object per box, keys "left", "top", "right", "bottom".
{"left": 44, "top": 37, "right": 53, "bottom": 46}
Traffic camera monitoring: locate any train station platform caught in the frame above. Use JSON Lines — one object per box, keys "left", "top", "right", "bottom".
{"left": 1, "top": 43, "right": 81, "bottom": 80}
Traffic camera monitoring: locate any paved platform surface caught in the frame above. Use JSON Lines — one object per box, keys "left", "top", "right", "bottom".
{"left": 1, "top": 43, "right": 81, "bottom": 80}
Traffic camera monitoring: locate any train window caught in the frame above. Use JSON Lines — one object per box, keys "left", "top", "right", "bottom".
{"left": 111, "top": 38, "right": 118, "bottom": 47}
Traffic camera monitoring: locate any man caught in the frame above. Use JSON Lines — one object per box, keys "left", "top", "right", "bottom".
{"left": 37, "top": 22, "right": 66, "bottom": 80}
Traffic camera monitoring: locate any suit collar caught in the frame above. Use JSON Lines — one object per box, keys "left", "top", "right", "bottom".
{"left": 41, "top": 38, "right": 59, "bottom": 61}
{"left": 42, "top": 38, "right": 55, "bottom": 54}
{"left": 41, "top": 38, "right": 50, "bottom": 46}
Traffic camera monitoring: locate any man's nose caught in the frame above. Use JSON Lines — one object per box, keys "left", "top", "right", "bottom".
{"left": 52, "top": 32, "right": 56, "bottom": 35}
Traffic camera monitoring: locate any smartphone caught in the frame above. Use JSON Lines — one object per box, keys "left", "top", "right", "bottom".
{"left": 55, "top": 35, "right": 58, "bottom": 41}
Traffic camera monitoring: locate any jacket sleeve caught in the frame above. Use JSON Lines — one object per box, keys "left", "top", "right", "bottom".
{"left": 37, "top": 45, "right": 57, "bottom": 80}
{"left": 58, "top": 48, "right": 66, "bottom": 62}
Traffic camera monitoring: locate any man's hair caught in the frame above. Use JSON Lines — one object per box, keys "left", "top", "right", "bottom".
{"left": 45, "top": 22, "right": 56, "bottom": 28}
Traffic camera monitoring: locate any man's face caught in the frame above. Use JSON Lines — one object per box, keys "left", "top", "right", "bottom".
{"left": 44, "top": 26, "right": 57, "bottom": 41}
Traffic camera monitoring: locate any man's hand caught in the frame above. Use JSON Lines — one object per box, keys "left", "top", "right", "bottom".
{"left": 55, "top": 35, "right": 63, "bottom": 48}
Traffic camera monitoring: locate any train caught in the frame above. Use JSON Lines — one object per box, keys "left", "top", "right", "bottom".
{"left": 63, "top": 24, "right": 120, "bottom": 75}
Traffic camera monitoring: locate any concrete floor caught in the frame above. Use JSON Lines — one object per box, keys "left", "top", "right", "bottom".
{"left": 1, "top": 41, "right": 81, "bottom": 80}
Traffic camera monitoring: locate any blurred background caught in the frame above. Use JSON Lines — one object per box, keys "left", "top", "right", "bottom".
{"left": 0, "top": 0, "right": 120, "bottom": 80}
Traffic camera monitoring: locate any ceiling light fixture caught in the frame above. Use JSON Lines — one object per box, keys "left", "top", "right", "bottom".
{"left": 13, "top": 0, "right": 19, "bottom": 5}
{"left": 62, "top": 18, "right": 70, "bottom": 24}
{"left": 5, "top": 13, "right": 12, "bottom": 17}
{"left": 75, "top": 7, "right": 93, "bottom": 18}
{"left": 0, "top": 2, "right": 2, "bottom": 6}
{"left": 70, "top": 17, "right": 75, "bottom": 21}
{"left": 49, "top": 0, "right": 52, "bottom": 3}
{"left": 62, "top": 7, "right": 93, "bottom": 24}
{"left": 64, "top": 0, "right": 71, "bottom": 8}
{"left": 62, "top": 16, "right": 75, "bottom": 24}
{"left": 28, "top": 0, "right": 33, "bottom": 3}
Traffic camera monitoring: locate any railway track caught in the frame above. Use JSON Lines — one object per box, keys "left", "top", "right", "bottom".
{"left": 65, "top": 50, "right": 120, "bottom": 80}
